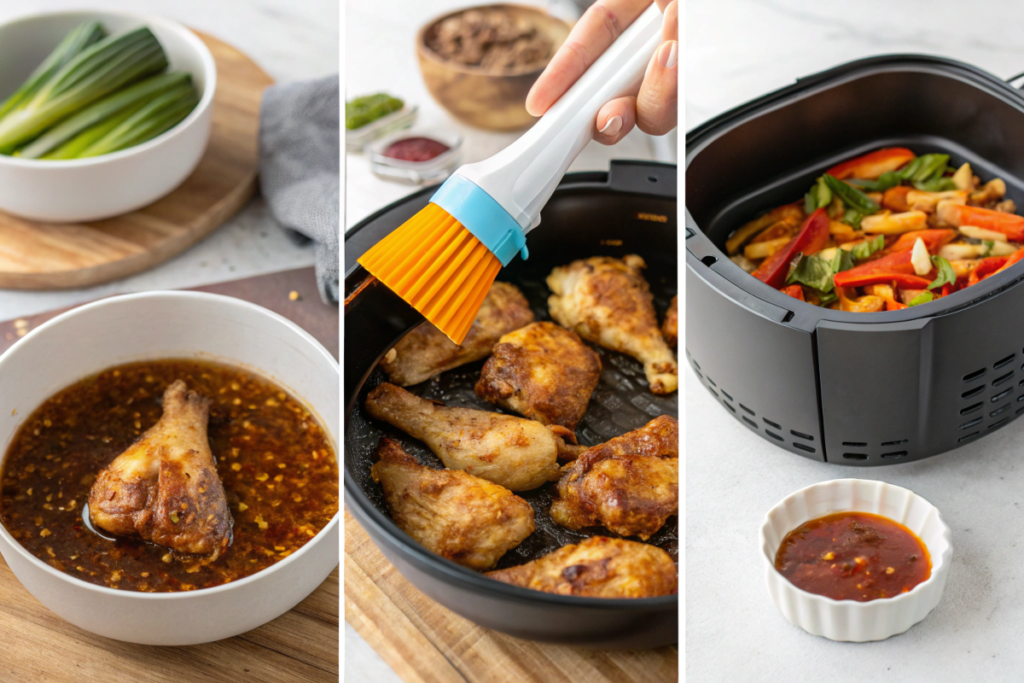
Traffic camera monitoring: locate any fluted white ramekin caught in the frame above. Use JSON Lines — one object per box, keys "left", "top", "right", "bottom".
{"left": 760, "top": 478, "right": 952, "bottom": 642}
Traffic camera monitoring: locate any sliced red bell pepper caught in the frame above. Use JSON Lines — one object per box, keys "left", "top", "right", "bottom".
{"left": 938, "top": 204, "right": 1024, "bottom": 241}
{"left": 752, "top": 208, "right": 831, "bottom": 289}
{"left": 992, "top": 247, "right": 1024, "bottom": 277}
{"left": 967, "top": 256, "right": 1009, "bottom": 286}
{"left": 781, "top": 284, "right": 805, "bottom": 302}
{"left": 833, "top": 250, "right": 932, "bottom": 289}
{"left": 880, "top": 229, "right": 956, "bottom": 256}
{"left": 882, "top": 185, "right": 912, "bottom": 212}
{"left": 827, "top": 147, "right": 916, "bottom": 180}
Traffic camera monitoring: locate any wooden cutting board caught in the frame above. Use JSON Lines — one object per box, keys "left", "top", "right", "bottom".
{"left": 345, "top": 512, "right": 679, "bottom": 683}
{"left": 0, "top": 31, "right": 273, "bottom": 291}
{"left": 0, "top": 267, "right": 339, "bottom": 682}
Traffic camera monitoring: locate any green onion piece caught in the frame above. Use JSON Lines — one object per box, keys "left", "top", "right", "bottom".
{"left": 78, "top": 84, "right": 199, "bottom": 157}
{"left": 850, "top": 234, "right": 885, "bottom": 261}
{"left": 927, "top": 255, "right": 956, "bottom": 291}
{"left": 818, "top": 290, "right": 838, "bottom": 306}
{"left": 897, "top": 154, "right": 949, "bottom": 184}
{"left": 848, "top": 170, "right": 901, "bottom": 193}
{"left": 913, "top": 177, "right": 957, "bottom": 192}
{"left": 909, "top": 291, "right": 934, "bottom": 306}
{"left": 823, "top": 174, "right": 880, "bottom": 214}
{"left": 0, "top": 21, "right": 105, "bottom": 122}
{"left": 0, "top": 27, "right": 168, "bottom": 154}
{"left": 842, "top": 208, "right": 865, "bottom": 230}
{"left": 21, "top": 72, "right": 191, "bottom": 159}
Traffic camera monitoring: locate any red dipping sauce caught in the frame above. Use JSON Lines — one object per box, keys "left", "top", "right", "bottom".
{"left": 774, "top": 511, "right": 931, "bottom": 602}
{"left": 384, "top": 137, "right": 449, "bottom": 162}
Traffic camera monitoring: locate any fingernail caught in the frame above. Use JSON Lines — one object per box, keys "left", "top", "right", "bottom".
{"left": 599, "top": 115, "right": 622, "bottom": 136}
{"left": 659, "top": 40, "right": 678, "bottom": 69}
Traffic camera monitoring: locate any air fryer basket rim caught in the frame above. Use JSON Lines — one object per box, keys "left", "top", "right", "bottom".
{"left": 344, "top": 161, "right": 679, "bottom": 611}
{"left": 685, "top": 53, "right": 1024, "bottom": 332}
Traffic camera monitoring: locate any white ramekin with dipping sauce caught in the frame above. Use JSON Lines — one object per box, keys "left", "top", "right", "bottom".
{"left": 0, "top": 10, "right": 216, "bottom": 222}
{"left": 0, "top": 292, "right": 338, "bottom": 645}
{"left": 760, "top": 478, "right": 952, "bottom": 642}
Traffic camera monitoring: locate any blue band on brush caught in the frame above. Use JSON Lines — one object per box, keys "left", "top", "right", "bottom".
{"left": 429, "top": 174, "right": 528, "bottom": 266}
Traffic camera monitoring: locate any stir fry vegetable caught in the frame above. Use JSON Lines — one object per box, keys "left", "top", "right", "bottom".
{"left": 726, "top": 147, "right": 1024, "bottom": 311}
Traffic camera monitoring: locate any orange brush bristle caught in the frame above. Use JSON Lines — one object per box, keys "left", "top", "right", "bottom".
{"left": 357, "top": 203, "right": 501, "bottom": 345}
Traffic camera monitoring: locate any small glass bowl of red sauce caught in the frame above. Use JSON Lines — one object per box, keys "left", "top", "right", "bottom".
{"left": 760, "top": 479, "right": 952, "bottom": 642}
{"left": 369, "top": 130, "right": 462, "bottom": 185}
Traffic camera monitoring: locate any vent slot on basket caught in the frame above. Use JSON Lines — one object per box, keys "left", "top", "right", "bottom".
{"left": 842, "top": 441, "right": 867, "bottom": 447}
{"left": 962, "top": 385, "right": 985, "bottom": 399}
{"left": 995, "top": 353, "right": 1016, "bottom": 369}
{"left": 993, "top": 371, "right": 1015, "bottom": 387}
{"left": 881, "top": 451, "right": 907, "bottom": 459}
{"left": 842, "top": 453, "right": 868, "bottom": 460}
{"left": 964, "top": 368, "right": 987, "bottom": 382}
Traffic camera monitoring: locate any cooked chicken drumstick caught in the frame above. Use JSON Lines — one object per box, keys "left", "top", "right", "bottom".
{"left": 379, "top": 281, "right": 534, "bottom": 386}
{"left": 662, "top": 295, "right": 678, "bottom": 347}
{"left": 487, "top": 536, "right": 677, "bottom": 597}
{"left": 371, "top": 438, "right": 534, "bottom": 570}
{"left": 547, "top": 255, "right": 678, "bottom": 394}
{"left": 365, "top": 383, "right": 579, "bottom": 490}
{"left": 475, "top": 321, "right": 601, "bottom": 431}
{"left": 88, "top": 380, "right": 232, "bottom": 558}
{"left": 551, "top": 415, "right": 678, "bottom": 540}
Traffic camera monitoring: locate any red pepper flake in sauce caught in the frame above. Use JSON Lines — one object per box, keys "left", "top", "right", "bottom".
{"left": 774, "top": 511, "right": 931, "bottom": 601}
{"left": 0, "top": 359, "right": 338, "bottom": 593}
{"left": 383, "top": 137, "right": 449, "bottom": 163}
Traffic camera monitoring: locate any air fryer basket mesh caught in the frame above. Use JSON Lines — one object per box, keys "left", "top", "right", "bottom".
{"left": 346, "top": 254, "right": 678, "bottom": 568}
{"left": 686, "top": 55, "right": 1024, "bottom": 465}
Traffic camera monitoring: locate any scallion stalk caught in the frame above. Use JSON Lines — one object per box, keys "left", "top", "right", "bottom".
{"left": 20, "top": 72, "right": 192, "bottom": 159}
{"left": 0, "top": 27, "right": 168, "bottom": 154}
{"left": 78, "top": 85, "right": 199, "bottom": 157}
{"left": 0, "top": 21, "right": 105, "bottom": 122}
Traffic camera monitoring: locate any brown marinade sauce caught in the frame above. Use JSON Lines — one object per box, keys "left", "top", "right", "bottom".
{"left": 774, "top": 511, "right": 931, "bottom": 602}
{"left": 0, "top": 360, "right": 338, "bottom": 592}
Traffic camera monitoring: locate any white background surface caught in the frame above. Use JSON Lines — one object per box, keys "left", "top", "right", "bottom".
{"left": 0, "top": 0, "right": 339, "bottom": 321}
{"left": 686, "top": 1, "right": 1024, "bottom": 681}
{"left": 345, "top": 2, "right": 675, "bottom": 681}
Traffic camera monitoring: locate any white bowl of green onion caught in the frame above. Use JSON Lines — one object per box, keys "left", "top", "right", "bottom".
{"left": 0, "top": 10, "right": 216, "bottom": 222}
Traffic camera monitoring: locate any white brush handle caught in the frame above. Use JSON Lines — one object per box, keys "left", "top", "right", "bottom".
{"left": 456, "top": 3, "right": 665, "bottom": 233}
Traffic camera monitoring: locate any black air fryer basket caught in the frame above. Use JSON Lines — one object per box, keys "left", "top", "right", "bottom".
{"left": 346, "top": 160, "right": 678, "bottom": 648}
{"left": 686, "top": 55, "right": 1024, "bottom": 466}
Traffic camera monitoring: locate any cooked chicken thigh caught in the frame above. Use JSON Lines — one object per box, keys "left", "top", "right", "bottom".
{"left": 662, "top": 295, "right": 678, "bottom": 347}
{"left": 379, "top": 281, "right": 534, "bottom": 386}
{"left": 550, "top": 415, "right": 678, "bottom": 540}
{"left": 474, "top": 321, "right": 601, "bottom": 431}
{"left": 547, "top": 255, "right": 678, "bottom": 394}
{"left": 365, "top": 383, "right": 579, "bottom": 490}
{"left": 371, "top": 438, "right": 534, "bottom": 570}
{"left": 487, "top": 536, "right": 677, "bottom": 597}
{"left": 88, "top": 381, "right": 232, "bottom": 558}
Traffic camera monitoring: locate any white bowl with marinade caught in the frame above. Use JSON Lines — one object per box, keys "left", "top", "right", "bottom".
{"left": 0, "top": 292, "right": 339, "bottom": 645}
{"left": 0, "top": 10, "right": 216, "bottom": 222}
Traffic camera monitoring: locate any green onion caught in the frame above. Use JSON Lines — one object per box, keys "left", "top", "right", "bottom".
{"left": 850, "top": 234, "right": 885, "bottom": 261}
{"left": 927, "top": 255, "right": 956, "bottom": 291}
{"left": 0, "top": 27, "right": 168, "bottom": 154}
{"left": 909, "top": 291, "right": 933, "bottom": 306}
{"left": 823, "top": 174, "right": 881, "bottom": 214}
{"left": 897, "top": 154, "right": 949, "bottom": 184}
{"left": 78, "top": 85, "right": 199, "bottom": 157}
{"left": 0, "top": 21, "right": 105, "bottom": 121}
{"left": 20, "top": 72, "right": 192, "bottom": 159}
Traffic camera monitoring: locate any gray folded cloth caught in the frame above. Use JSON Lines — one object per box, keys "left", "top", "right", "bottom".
{"left": 259, "top": 75, "right": 340, "bottom": 303}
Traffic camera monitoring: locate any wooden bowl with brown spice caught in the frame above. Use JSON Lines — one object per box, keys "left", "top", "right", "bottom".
{"left": 416, "top": 4, "right": 570, "bottom": 131}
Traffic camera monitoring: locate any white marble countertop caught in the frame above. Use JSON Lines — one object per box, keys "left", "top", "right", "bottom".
{"left": 0, "top": 0, "right": 339, "bottom": 321}
{"left": 344, "top": 1, "right": 675, "bottom": 680}
{"left": 686, "top": 1, "right": 1024, "bottom": 680}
